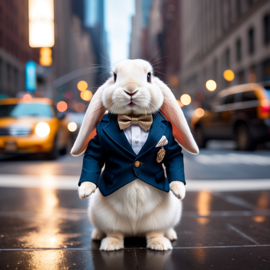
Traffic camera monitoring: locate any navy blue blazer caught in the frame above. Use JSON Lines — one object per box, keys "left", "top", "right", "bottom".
{"left": 79, "top": 112, "right": 185, "bottom": 197}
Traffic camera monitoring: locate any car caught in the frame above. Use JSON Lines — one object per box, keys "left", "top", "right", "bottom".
{"left": 0, "top": 97, "right": 71, "bottom": 159}
{"left": 66, "top": 112, "right": 85, "bottom": 143}
{"left": 191, "top": 83, "right": 270, "bottom": 150}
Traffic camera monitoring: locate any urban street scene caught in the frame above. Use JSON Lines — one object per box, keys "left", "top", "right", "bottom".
{"left": 0, "top": 0, "right": 270, "bottom": 269}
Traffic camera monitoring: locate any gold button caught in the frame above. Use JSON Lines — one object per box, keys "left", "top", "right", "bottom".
{"left": 134, "top": 161, "right": 140, "bottom": 168}
{"left": 135, "top": 139, "right": 139, "bottom": 143}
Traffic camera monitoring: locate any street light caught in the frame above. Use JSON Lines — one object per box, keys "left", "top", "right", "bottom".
{"left": 57, "top": 101, "right": 67, "bottom": 112}
{"left": 77, "top": 81, "right": 88, "bottom": 91}
{"left": 180, "top": 94, "right": 191, "bottom": 106}
{"left": 80, "top": 90, "right": 93, "bottom": 101}
{"left": 194, "top": 108, "right": 205, "bottom": 117}
{"left": 40, "top": 47, "right": 53, "bottom": 66}
{"left": 29, "top": 0, "right": 55, "bottom": 48}
{"left": 223, "top": 70, "right": 235, "bottom": 81}
{"left": 205, "top": 80, "right": 217, "bottom": 91}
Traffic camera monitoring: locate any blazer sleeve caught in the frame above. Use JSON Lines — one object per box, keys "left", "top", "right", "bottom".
{"left": 163, "top": 122, "right": 185, "bottom": 185}
{"left": 78, "top": 122, "right": 105, "bottom": 186}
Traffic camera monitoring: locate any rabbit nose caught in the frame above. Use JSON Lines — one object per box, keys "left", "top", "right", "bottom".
{"left": 125, "top": 90, "right": 138, "bottom": 96}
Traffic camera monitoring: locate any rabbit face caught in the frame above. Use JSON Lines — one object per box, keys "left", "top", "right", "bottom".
{"left": 102, "top": 59, "right": 164, "bottom": 115}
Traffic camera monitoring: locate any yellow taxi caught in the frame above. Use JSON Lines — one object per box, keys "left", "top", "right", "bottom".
{"left": 0, "top": 97, "right": 70, "bottom": 159}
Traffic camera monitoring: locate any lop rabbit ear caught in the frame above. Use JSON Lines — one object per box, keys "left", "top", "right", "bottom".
{"left": 154, "top": 77, "right": 199, "bottom": 155}
{"left": 70, "top": 77, "right": 113, "bottom": 156}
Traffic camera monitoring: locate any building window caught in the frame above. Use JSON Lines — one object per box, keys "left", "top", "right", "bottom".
{"left": 0, "top": 59, "right": 2, "bottom": 88}
{"left": 248, "top": 27, "right": 255, "bottom": 55}
{"left": 246, "top": 0, "right": 253, "bottom": 7}
{"left": 213, "top": 58, "right": 218, "bottom": 81}
{"left": 238, "top": 70, "right": 245, "bottom": 84}
{"left": 225, "top": 48, "right": 230, "bottom": 68}
{"left": 248, "top": 65, "right": 256, "bottom": 82}
{"left": 263, "top": 14, "right": 270, "bottom": 45}
{"left": 262, "top": 58, "right": 270, "bottom": 81}
{"left": 6, "top": 64, "right": 11, "bottom": 86}
{"left": 236, "top": 0, "right": 242, "bottom": 17}
{"left": 0, "top": 30, "right": 2, "bottom": 47}
{"left": 236, "top": 39, "right": 242, "bottom": 62}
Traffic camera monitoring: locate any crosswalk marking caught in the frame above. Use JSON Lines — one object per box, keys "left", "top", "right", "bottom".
{"left": 193, "top": 153, "right": 270, "bottom": 165}
{"left": 0, "top": 175, "right": 269, "bottom": 191}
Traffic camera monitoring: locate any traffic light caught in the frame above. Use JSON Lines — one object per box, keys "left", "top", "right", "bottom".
{"left": 39, "top": 47, "right": 53, "bottom": 66}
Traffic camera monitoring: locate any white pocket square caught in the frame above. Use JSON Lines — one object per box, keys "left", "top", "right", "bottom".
{"left": 155, "top": 135, "right": 168, "bottom": 147}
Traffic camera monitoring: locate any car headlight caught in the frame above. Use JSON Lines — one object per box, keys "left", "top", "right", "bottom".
{"left": 35, "top": 122, "right": 50, "bottom": 137}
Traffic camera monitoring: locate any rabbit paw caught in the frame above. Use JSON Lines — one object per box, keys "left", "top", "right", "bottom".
{"left": 165, "top": 228, "right": 177, "bottom": 241}
{"left": 92, "top": 229, "right": 106, "bottom": 241}
{"left": 170, "top": 181, "right": 186, "bottom": 200}
{"left": 100, "top": 235, "right": 124, "bottom": 251}
{"left": 78, "top": 182, "right": 97, "bottom": 199}
{"left": 147, "top": 236, "right": 173, "bottom": 251}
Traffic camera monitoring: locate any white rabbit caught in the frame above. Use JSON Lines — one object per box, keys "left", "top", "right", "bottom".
{"left": 71, "top": 59, "right": 198, "bottom": 251}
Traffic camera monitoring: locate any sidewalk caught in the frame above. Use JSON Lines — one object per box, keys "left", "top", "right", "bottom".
{"left": 0, "top": 186, "right": 269, "bottom": 269}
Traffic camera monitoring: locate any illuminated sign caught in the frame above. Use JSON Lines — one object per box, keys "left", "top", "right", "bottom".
{"left": 25, "top": 61, "right": 36, "bottom": 91}
{"left": 39, "top": 47, "right": 53, "bottom": 66}
{"left": 29, "top": 0, "right": 55, "bottom": 48}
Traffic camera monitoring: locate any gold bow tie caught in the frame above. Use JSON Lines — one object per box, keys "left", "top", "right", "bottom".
{"left": 118, "top": 114, "right": 153, "bottom": 131}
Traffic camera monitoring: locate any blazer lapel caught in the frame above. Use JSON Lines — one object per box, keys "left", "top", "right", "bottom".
{"left": 137, "top": 114, "right": 167, "bottom": 157}
{"left": 103, "top": 114, "right": 136, "bottom": 156}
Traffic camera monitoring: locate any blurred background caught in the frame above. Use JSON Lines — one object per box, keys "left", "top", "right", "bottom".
{"left": 0, "top": 1, "right": 270, "bottom": 268}
{"left": 0, "top": 0, "right": 270, "bottom": 158}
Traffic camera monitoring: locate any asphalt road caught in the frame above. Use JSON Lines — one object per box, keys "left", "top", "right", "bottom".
{"left": 0, "top": 141, "right": 269, "bottom": 180}
{"left": 0, "top": 142, "right": 270, "bottom": 269}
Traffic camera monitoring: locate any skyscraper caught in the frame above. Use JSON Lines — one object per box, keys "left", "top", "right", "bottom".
{"left": 72, "top": 0, "right": 109, "bottom": 85}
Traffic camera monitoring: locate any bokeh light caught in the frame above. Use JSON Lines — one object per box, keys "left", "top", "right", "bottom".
{"left": 57, "top": 101, "right": 67, "bottom": 112}
{"left": 40, "top": 47, "right": 52, "bottom": 66}
{"left": 195, "top": 108, "right": 205, "bottom": 117}
{"left": 77, "top": 81, "right": 88, "bottom": 91}
{"left": 180, "top": 94, "right": 191, "bottom": 106}
{"left": 205, "top": 80, "right": 217, "bottom": 91}
{"left": 223, "top": 70, "right": 235, "bottom": 81}
{"left": 67, "top": 122, "right": 77, "bottom": 132}
{"left": 22, "top": 94, "right": 32, "bottom": 102}
{"left": 80, "top": 90, "right": 93, "bottom": 101}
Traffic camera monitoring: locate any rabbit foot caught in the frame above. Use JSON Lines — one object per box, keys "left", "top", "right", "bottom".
{"left": 165, "top": 228, "right": 177, "bottom": 241}
{"left": 78, "top": 182, "right": 97, "bottom": 199}
{"left": 170, "top": 181, "right": 186, "bottom": 200}
{"left": 146, "top": 232, "right": 173, "bottom": 251}
{"left": 92, "top": 229, "right": 106, "bottom": 241}
{"left": 100, "top": 233, "right": 124, "bottom": 251}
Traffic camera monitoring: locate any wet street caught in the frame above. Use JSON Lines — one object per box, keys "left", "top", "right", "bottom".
{"left": 0, "top": 143, "right": 270, "bottom": 269}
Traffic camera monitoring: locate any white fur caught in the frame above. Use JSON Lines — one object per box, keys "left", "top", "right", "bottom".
{"left": 79, "top": 179, "right": 184, "bottom": 250}
{"left": 71, "top": 59, "right": 199, "bottom": 155}
{"left": 170, "top": 181, "right": 186, "bottom": 200}
{"left": 73, "top": 59, "right": 197, "bottom": 251}
{"left": 102, "top": 59, "right": 164, "bottom": 115}
{"left": 79, "top": 182, "right": 97, "bottom": 199}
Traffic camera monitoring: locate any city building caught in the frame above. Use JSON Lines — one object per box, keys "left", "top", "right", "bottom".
{"left": 131, "top": 0, "right": 182, "bottom": 97}
{"left": 130, "top": 0, "right": 143, "bottom": 59}
{"left": 72, "top": 0, "right": 109, "bottom": 86}
{"left": 180, "top": 0, "right": 270, "bottom": 106}
{"left": 0, "top": 0, "right": 38, "bottom": 98}
{"left": 53, "top": 0, "right": 96, "bottom": 104}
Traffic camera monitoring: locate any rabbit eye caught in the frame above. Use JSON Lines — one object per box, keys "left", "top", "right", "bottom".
{"left": 147, "top": 72, "right": 151, "bottom": 83}
{"left": 114, "top": 73, "right": 117, "bottom": 82}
